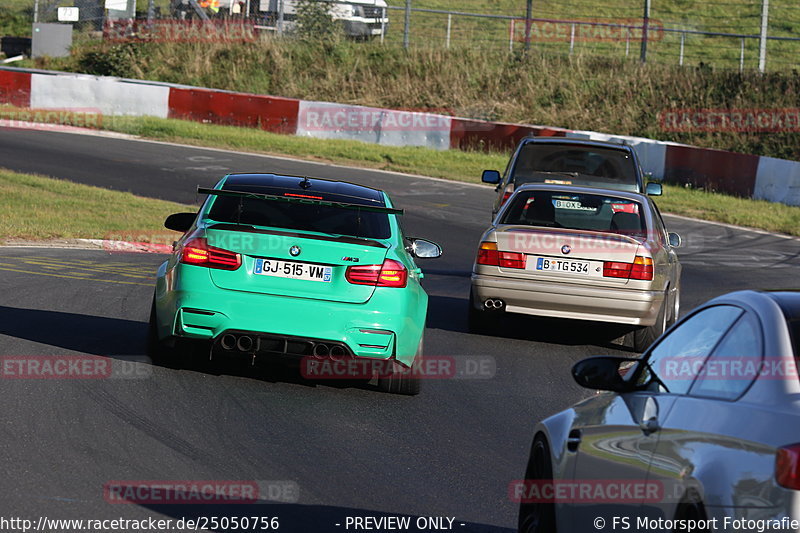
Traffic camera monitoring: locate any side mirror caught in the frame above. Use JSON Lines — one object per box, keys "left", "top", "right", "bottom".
{"left": 645, "top": 182, "right": 663, "bottom": 196}
{"left": 668, "top": 232, "right": 682, "bottom": 248}
{"left": 572, "top": 356, "right": 638, "bottom": 393}
{"left": 482, "top": 170, "right": 501, "bottom": 184}
{"left": 408, "top": 238, "right": 442, "bottom": 259}
{"left": 164, "top": 212, "right": 196, "bottom": 233}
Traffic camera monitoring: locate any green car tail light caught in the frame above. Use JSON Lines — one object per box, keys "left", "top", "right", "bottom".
{"left": 345, "top": 259, "right": 408, "bottom": 288}
{"left": 180, "top": 237, "right": 242, "bottom": 271}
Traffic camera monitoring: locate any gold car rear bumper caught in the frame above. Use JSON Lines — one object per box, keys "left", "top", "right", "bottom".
{"left": 471, "top": 274, "right": 664, "bottom": 326}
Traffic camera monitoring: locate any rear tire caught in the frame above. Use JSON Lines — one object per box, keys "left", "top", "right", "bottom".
{"left": 632, "top": 293, "right": 668, "bottom": 352}
{"left": 376, "top": 337, "right": 422, "bottom": 396}
{"left": 518, "top": 434, "right": 557, "bottom": 533}
{"left": 146, "top": 298, "right": 173, "bottom": 366}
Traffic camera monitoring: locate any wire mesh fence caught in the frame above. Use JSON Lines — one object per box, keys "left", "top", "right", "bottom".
{"left": 4, "top": 0, "right": 800, "bottom": 72}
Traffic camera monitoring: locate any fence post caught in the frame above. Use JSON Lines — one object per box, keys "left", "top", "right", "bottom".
{"left": 525, "top": 0, "right": 532, "bottom": 51}
{"left": 569, "top": 23, "right": 575, "bottom": 54}
{"left": 33, "top": 0, "right": 39, "bottom": 22}
{"left": 509, "top": 19, "right": 515, "bottom": 52}
{"left": 640, "top": 0, "right": 650, "bottom": 63}
{"left": 740, "top": 37, "right": 745, "bottom": 72}
{"left": 403, "top": 0, "right": 411, "bottom": 49}
{"left": 446, "top": 13, "right": 451, "bottom": 49}
{"left": 381, "top": 7, "right": 386, "bottom": 43}
{"left": 679, "top": 32, "right": 684, "bottom": 66}
{"left": 758, "top": 0, "right": 769, "bottom": 73}
{"left": 626, "top": 27, "right": 630, "bottom": 56}
{"left": 277, "top": 0, "right": 284, "bottom": 35}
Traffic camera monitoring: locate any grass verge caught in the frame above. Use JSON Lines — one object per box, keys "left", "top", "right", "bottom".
{"left": 2, "top": 111, "right": 800, "bottom": 238}
{"left": 0, "top": 167, "right": 192, "bottom": 241}
{"left": 654, "top": 185, "right": 800, "bottom": 236}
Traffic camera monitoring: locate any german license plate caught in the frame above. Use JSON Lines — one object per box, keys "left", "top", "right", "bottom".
{"left": 553, "top": 199, "right": 594, "bottom": 211}
{"left": 254, "top": 258, "right": 332, "bottom": 282}
{"left": 533, "top": 257, "right": 590, "bottom": 274}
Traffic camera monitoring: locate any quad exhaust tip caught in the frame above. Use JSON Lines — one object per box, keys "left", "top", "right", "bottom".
{"left": 330, "top": 345, "right": 346, "bottom": 358}
{"left": 484, "top": 298, "right": 504, "bottom": 310}
{"left": 220, "top": 334, "right": 348, "bottom": 357}
{"left": 312, "top": 343, "right": 330, "bottom": 357}
{"left": 220, "top": 333, "right": 237, "bottom": 351}
{"left": 236, "top": 335, "right": 254, "bottom": 352}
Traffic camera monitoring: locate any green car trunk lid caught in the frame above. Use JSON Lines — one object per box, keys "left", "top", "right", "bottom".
{"left": 205, "top": 226, "right": 389, "bottom": 304}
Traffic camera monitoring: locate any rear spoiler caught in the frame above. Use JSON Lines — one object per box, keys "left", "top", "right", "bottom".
{"left": 198, "top": 187, "right": 404, "bottom": 215}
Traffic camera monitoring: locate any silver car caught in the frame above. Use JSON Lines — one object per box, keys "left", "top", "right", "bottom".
{"left": 470, "top": 183, "right": 681, "bottom": 352}
{"left": 517, "top": 290, "right": 800, "bottom": 533}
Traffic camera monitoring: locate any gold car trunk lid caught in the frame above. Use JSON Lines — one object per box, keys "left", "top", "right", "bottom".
{"left": 495, "top": 226, "right": 643, "bottom": 284}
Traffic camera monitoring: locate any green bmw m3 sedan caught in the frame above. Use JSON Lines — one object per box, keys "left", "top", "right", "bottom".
{"left": 147, "top": 173, "right": 442, "bottom": 395}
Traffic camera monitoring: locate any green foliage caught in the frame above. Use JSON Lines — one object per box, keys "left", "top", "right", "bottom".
{"left": 294, "top": 0, "right": 341, "bottom": 41}
{"left": 76, "top": 43, "right": 138, "bottom": 77}
{"left": 0, "top": 6, "right": 32, "bottom": 37}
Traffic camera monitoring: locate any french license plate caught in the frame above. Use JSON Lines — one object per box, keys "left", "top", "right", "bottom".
{"left": 254, "top": 258, "right": 332, "bottom": 282}
{"left": 533, "top": 257, "right": 590, "bottom": 274}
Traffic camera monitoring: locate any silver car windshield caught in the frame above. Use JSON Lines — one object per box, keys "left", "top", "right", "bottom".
{"left": 500, "top": 190, "right": 646, "bottom": 237}
{"left": 511, "top": 144, "right": 639, "bottom": 192}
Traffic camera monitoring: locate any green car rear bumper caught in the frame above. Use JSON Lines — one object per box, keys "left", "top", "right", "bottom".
{"left": 154, "top": 261, "right": 426, "bottom": 367}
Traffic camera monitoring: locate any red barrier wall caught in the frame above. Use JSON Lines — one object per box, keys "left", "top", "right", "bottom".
{"left": 663, "top": 145, "right": 759, "bottom": 197}
{"left": 0, "top": 70, "right": 31, "bottom": 107}
{"left": 449, "top": 118, "right": 568, "bottom": 151}
{"left": 168, "top": 88, "right": 299, "bottom": 134}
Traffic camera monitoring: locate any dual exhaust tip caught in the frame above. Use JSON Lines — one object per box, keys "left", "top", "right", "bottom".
{"left": 220, "top": 333, "right": 254, "bottom": 352}
{"left": 313, "top": 343, "right": 347, "bottom": 358}
{"left": 484, "top": 298, "right": 505, "bottom": 310}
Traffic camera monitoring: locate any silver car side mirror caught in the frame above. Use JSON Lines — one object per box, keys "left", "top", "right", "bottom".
{"left": 668, "top": 232, "right": 682, "bottom": 248}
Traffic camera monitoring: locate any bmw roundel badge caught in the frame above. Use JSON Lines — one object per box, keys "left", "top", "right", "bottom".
{"left": 289, "top": 246, "right": 301, "bottom": 257}
{"left": 561, "top": 245, "right": 571, "bottom": 255}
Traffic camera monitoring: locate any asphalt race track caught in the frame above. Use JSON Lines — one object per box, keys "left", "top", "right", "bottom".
{"left": 0, "top": 127, "right": 798, "bottom": 531}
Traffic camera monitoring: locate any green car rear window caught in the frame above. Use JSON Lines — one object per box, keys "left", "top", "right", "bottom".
{"left": 501, "top": 190, "right": 646, "bottom": 236}
{"left": 207, "top": 195, "right": 392, "bottom": 239}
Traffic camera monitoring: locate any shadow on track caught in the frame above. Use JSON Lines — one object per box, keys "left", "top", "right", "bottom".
{"left": 0, "top": 305, "right": 146, "bottom": 356}
{"left": 426, "top": 295, "right": 636, "bottom": 351}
